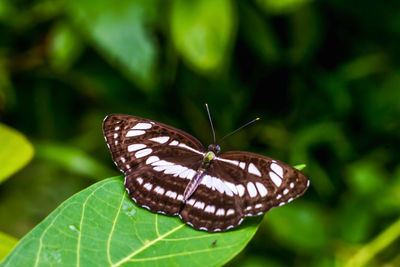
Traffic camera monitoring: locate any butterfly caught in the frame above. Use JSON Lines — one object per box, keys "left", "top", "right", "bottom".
{"left": 102, "top": 106, "right": 309, "bottom": 232}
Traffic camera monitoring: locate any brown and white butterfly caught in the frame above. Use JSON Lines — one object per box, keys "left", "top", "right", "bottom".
{"left": 103, "top": 113, "right": 309, "bottom": 232}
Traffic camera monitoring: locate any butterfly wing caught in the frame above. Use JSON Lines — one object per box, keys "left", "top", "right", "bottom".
{"left": 103, "top": 114, "right": 205, "bottom": 215}
{"left": 179, "top": 151, "right": 309, "bottom": 232}
{"left": 103, "top": 114, "right": 309, "bottom": 232}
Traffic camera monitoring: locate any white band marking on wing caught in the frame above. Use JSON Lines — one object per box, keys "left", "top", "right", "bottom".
{"left": 178, "top": 143, "right": 205, "bottom": 156}
{"left": 128, "top": 144, "right": 146, "bottom": 152}
{"left": 131, "top": 123, "right": 152, "bottom": 130}
{"left": 149, "top": 136, "right": 170, "bottom": 144}
{"left": 126, "top": 130, "right": 146, "bottom": 137}
{"left": 215, "top": 157, "right": 239, "bottom": 166}
{"left": 135, "top": 148, "right": 152, "bottom": 158}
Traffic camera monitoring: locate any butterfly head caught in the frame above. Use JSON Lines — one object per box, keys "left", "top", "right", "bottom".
{"left": 208, "top": 144, "right": 221, "bottom": 154}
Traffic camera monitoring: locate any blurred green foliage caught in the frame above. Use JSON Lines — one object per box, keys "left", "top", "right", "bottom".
{"left": 1, "top": 0, "right": 400, "bottom": 266}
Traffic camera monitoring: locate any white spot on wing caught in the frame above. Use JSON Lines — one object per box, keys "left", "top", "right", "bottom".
{"left": 247, "top": 182, "right": 258, "bottom": 197}
{"left": 255, "top": 182, "right": 268, "bottom": 197}
{"left": 166, "top": 191, "right": 177, "bottom": 199}
{"left": 248, "top": 163, "right": 262, "bottom": 177}
{"left": 136, "top": 177, "right": 143, "bottom": 184}
{"left": 146, "top": 156, "right": 159, "bottom": 164}
{"left": 236, "top": 184, "right": 245, "bottom": 197}
{"left": 226, "top": 209, "right": 235, "bottom": 216}
{"left": 154, "top": 186, "right": 165, "bottom": 195}
{"left": 135, "top": 148, "right": 152, "bottom": 158}
{"left": 115, "top": 126, "right": 120, "bottom": 131}
{"left": 213, "top": 177, "right": 233, "bottom": 196}
{"left": 187, "top": 199, "right": 195, "bottom": 206}
{"left": 239, "top": 162, "right": 246, "bottom": 169}
{"left": 224, "top": 181, "right": 238, "bottom": 195}
{"left": 205, "top": 205, "right": 215, "bottom": 213}
{"left": 290, "top": 182, "right": 294, "bottom": 188}
{"left": 216, "top": 208, "right": 225, "bottom": 216}
{"left": 120, "top": 157, "right": 126, "bottom": 163}
{"left": 131, "top": 123, "right": 152, "bottom": 130}
{"left": 128, "top": 144, "right": 146, "bottom": 152}
{"left": 185, "top": 169, "right": 196, "bottom": 180}
{"left": 269, "top": 171, "right": 282, "bottom": 187}
{"left": 152, "top": 160, "right": 173, "bottom": 166}
{"left": 163, "top": 165, "right": 184, "bottom": 175}
{"left": 170, "top": 140, "right": 179, "bottom": 146}
{"left": 113, "top": 133, "right": 118, "bottom": 138}
{"left": 126, "top": 130, "right": 146, "bottom": 137}
{"left": 201, "top": 175, "right": 212, "bottom": 188}
{"left": 178, "top": 169, "right": 190, "bottom": 179}
{"left": 271, "top": 163, "right": 283, "bottom": 178}
{"left": 149, "top": 136, "right": 170, "bottom": 144}
{"left": 194, "top": 201, "right": 205, "bottom": 210}
{"left": 144, "top": 183, "right": 152, "bottom": 191}
{"left": 255, "top": 203, "right": 263, "bottom": 209}
{"left": 283, "top": 188, "right": 289, "bottom": 195}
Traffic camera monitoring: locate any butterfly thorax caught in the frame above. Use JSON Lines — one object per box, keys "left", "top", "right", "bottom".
{"left": 199, "top": 151, "right": 216, "bottom": 170}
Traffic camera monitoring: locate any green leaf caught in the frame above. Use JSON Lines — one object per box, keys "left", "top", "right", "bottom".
{"left": 49, "top": 22, "right": 84, "bottom": 72}
{"left": 0, "top": 123, "right": 34, "bottom": 183}
{"left": 35, "top": 142, "right": 116, "bottom": 179}
{"left": 294, "top": 164, "right": 306, "bottom": 171}
{"left": 67, "top": 0, "right": 158, "bottom": 88}
{"left": 265, "top": 202, "right": 328, "bottom": 253}
{"left": 0, "top": 232, "right": 18, "bottom": 262}
{"left": 170, "top": 0, "right": 235, "bottom": 73}
{"left": 256, "top": 0, "right": 312, "bottom": 14}
{"left": 2, "top": 177, "right": 260, "bottom": 266}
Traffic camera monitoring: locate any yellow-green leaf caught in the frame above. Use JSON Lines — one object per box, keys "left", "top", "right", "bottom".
{"left": 0, "top": 232, "right": 18, "bottom": 262}
{"left": 0, "top": 123, "right": 34, "bottom": 183}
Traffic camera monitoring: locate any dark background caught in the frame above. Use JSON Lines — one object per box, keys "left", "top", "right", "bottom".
{"left": 1, "top": 0, "right": 400, "bottom": 266}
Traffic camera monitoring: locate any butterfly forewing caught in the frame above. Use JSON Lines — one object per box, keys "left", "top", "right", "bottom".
{"left": 103, "top": 114, "right": 205, "bottom": 215}
{"left": 103, "top": 114, "right": 205, "bottom": 174}
{"left": 103, "top": 114, "right": 309, "bottom": 232}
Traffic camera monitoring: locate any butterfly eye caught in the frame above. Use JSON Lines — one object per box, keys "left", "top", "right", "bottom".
{"left": 208, "top": 144, "right": 220, "bottom": 153}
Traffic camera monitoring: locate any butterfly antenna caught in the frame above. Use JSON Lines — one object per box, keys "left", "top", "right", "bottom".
{"left": 217, "top": 117, "right": 260, "bottom": 144}
{"left": 205, "top": 103, "right": 216, "bottom": 144}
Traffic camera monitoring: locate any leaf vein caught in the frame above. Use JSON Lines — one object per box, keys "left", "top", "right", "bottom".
{"left": 111, "top": 223, "right": 185, "bottom": 266}
{"left": 106, "top": 191, "right": 125, "bottom": 264}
